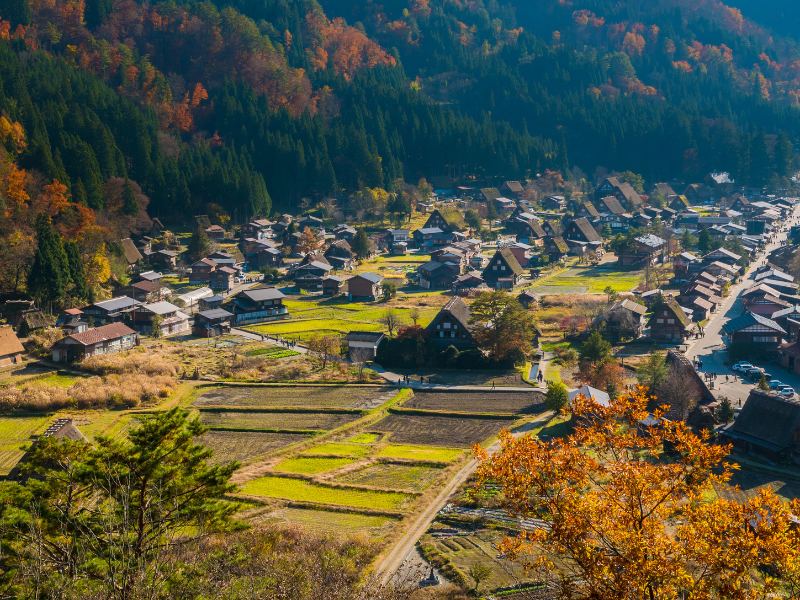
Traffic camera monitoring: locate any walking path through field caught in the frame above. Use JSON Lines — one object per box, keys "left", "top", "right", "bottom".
{"left": 375, "top": 413, "right": 552, "bottom": 585}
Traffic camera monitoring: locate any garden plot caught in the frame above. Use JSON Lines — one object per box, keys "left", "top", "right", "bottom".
{"left": 200, "top": 430, "right": 311, "bottom": 464}
{"left": 374, "top": 413, "right": 515, "bottom": 447}
{"left": 240, "top": 475, "right": 413, "bottom": 511}
{"left": 0, "top": 415, "right": 50, "bottom": 475}
{"left": 335, "top": 463, "right": 445, "bottom": 492}
{"left": 194, "top": 385, "right": 394, "bottom": 410}
{"left": 199, "top": 410, "right": 360, "bottom": 432}
{"left": 261, "top": 507, "right": 398, "bottom": 539}
{"left": 273, "top": 456, "right": 356, "bottom": 475}
{"left": 403, "top": 391, "right": 544, "bottom": 415}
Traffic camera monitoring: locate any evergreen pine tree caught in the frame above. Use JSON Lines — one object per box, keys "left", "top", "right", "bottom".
{"left": 27, "top": 215, "right": 71, "bottom": 308}
{"left": 122, "top": 178, "right": 138, "bottom": 215}
{"left": 187, "top": 226, "right": 212, "bottom": 261}
{"left": 65, "top": 241, "right": 90, "bottom": 301}
{"left": 351, "top": 228, "right": 371, "bottom": 259}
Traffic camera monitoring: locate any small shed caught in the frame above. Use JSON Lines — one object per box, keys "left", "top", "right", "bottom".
{"left": 345, "top": 331, "right": 386, "bottom": 362}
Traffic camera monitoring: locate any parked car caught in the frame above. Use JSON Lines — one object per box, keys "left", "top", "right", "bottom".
{"left": 745, "top": 367, "right": 763, "bottom": 379}
{"left": 779, "top": 388, "right": 796, "bottom": 399}
{"left": 769, "top": 379, "right": 784, "bottom": 389}
{"left": 732, "top": 362, "right": 755, "bottom": 372}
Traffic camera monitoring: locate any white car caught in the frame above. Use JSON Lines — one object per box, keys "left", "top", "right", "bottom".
{"left": 779, "top": 388, "right": 796, "bottom": 399}
{"left": 732, "top": 362, "right": 755, "bottom": 373}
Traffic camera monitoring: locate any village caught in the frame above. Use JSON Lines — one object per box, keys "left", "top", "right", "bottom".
{"left": 3, "top": 171, "right": 800, "bottom": 595}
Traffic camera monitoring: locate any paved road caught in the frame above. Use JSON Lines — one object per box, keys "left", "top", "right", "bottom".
{"left": 685, "top": 207, "right": 800, "bottom": 405}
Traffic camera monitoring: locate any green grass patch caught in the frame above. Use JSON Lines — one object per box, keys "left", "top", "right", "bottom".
{"left": 0, "top": 414, "right": 52, "bottom": 475}
{"left": 348, "top": 432, "right": 380, "bottom": 444}
{"left": 270, "top": 507, "right": 398, "bottom": 535}
{"left": 22, "top": 372, "right": 81, "bottom": 388}
{"left": 376, "top": 443, "right": 464, "bottom": 463}
{"left": 240, "top": 476, "right": 412, "bottom": 510}
{"left": 531, "top": 265, "right": 642, "bottom": 294}
{"left": 301, "top": 441, "right": 373, "bottom": 458}
{"left": 244, "top": 347, "right": 300, "bottom": 359}
{"left": 273, "top": 456, "right": 355, "bottom": 475}
{"left": 335, "top": 462, "right": 443, "bottom": 492}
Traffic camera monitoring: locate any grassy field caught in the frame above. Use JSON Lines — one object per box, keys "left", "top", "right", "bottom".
{"left": 300, "top": 441, "right": 374, "bottom": 458}
{"left": 335, "top": 463, "right": 444, "bottom": 492}
{"left": 273, "top": 456, "right": 356, "bottom": 475}
{"left": 0, "top": 415, "right": 51, "bottom": 475}
{"left": 529, "top": 264, "right": 642, "bottom": 294}
{"left": 195, "top": 385, "right": 394, "bottom": 410}
{"left": 375, "top": 443, "right": 464, "bottom": 463}
{"left": 243, "top": 347, "right": 300, "bottom": 359}
{"left": 199, "top": 410, "right": 360, "bottom": 432}
{"left": 263, "top": 507, "right": 398, "bottom": 537}
{"left": 240, "top": 475, "right": 412, "bottom": 510}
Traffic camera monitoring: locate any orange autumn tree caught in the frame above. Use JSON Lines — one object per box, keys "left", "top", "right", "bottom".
{"left": 476, "top": 389, "right": 800, "bottom": 599}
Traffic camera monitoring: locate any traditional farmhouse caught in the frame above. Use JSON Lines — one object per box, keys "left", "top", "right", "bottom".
{"left": 594, "top": 176, "right": 643, "bottom": 210}
{"left": 0, "top": 326, "right": 24, "bottom": 367}
{"left": 648, "top": 297, "right": 695, "bottom": 343}
{"left": 722, "top": 389, "right": 800, "bottom": 463}
{"left": 425, "top": 297, "right": 476, "bottom": 349}
{"left": 723, "top": 312, "right": 785, "bottom": 351}
{"left": 82, "top": 296, "right": 141, "bottom": 325}
{"left": 131, "top": 301, "right": 190, "bottom": 337}
{"left": 51, "top": 323, "right": 139, "bottom": 363}
{"left": 619, "top": 234, "right": 667, "bottom": 268}
{"left": 482, "top": 248, "right": 524, "bottom": 289}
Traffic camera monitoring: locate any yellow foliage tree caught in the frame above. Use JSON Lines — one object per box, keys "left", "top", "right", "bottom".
{"left": 476, "top": 389, "right": 800, "bottom": 599}
{"left": 85, "top": 244, "right": 112, "bottom": 289}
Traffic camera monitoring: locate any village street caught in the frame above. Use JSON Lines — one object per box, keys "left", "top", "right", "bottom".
{"left": 685, "top": 206, "right": 800, "bottom": 406}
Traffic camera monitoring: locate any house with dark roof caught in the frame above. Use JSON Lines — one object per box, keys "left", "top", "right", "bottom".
{"left": 344, "top": 331, "right": 386, "bottom": 362}
{"left": 722, "top": 389, "right": 800, "bottom": 463}
{"left": 595, "top": 177, "right": 643, "bottom": 210}
{"left": 210, "top": 266, "right": 237, "bottom": 292}
{"left": 577, "top": 201, "right": 600, "bottom": 220}
{"left": 324, "top": 240, "right": 355, "bottom": 271}
{"left": 564, "top": 218, "right": 602, "bottom": 245}
{"left": 120, "top": 238, "right": 143, "bottom": 269}
{"left": 723, "top": 312, "right": 786, "bottom": 350}
{"left": 541, "top": 195, "right": 566, "bottom": 211}
{"left": 594, "top": 299, "right": 648, "bottom": 341}
{"left": 422, "top": 208, "right": 466, "bottom": 233}
{"left": 502, "top": 181, "right": 525, "bottom": 198}
{"left": 322, "top": 275, "right": 347, "bottom": 297}
{"left": 544, "top": 236, "right": 569, "bottom": 262}
{"left": 193, "top": 308, "right": 233, "bottom": 337}
{"left": 82, "top": 296, "right": 141, "bottom": 325}
{"left": 619, "top": 234, "right": 667, "bottom": 268}
{"left": 452, "top": 271, "right": 487, "bottom": 294}
{"left": 293, "top": 260, "right": 333, "bottom": 291}
{"left": 425, "top": 297, "right": 476, "bottom": 349}
{"left": 190, "top": 258, "right": 217, "bottom": 284}
{"left": 51, "top": 323, "right": 139, "bottom": 363}
{"left": 348, "top": 273, "right": 384, "bottom": 301}
{"left": 418, "top": 261, "right": 461, "bottom": 290}
{"left": 648, "top": 297, "right": 695, "bottom": 343}
{"left": 482, "top": 248, "right": 524, "bottom": 289}
{"left": 413, "top": 227, "right": 451, "bottom": 250}
{"left": 0, "top": 326, "right": 24, "bottom": 367}
{"left": 229, "top": 287, "right": 287, "bottom": 325}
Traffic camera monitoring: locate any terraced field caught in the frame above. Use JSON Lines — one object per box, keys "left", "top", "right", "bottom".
{"left": 403, "top": 390, "right": 544, "bottom": 415}
{"left": 240, "top": 476, "right": 413, "bottom": 511}
{"left": 335, "top": 463, "right": 445, "bottom": 492}
{"left": 374, "top": 413, "right": 515, "bottom": 447}
{"left": 0, "top": 415, "right": 50, "bottom": 475}
{"left": 199, "top": 410, "right": 360, "bottom": 432}
{"left": 195, "top": 385, "right": 394, "bottom": 409}
{"left": 200, "top": 430, "right": 311, "bottom": 464}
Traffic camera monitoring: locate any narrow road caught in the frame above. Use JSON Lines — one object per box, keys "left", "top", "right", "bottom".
{"left": 374, "top": 414, "right": 552, "bottom": 585}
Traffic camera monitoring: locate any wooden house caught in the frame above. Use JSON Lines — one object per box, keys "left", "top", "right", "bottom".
{"left": 210, "top": 266, "right": 237, "bottom": 292}
{"left": 322, "top": 275, "right": 347, "bottom": 297}
{"left": 723, "top": 312, "right": 785, "bottom": 350}
{"left": 192, "top": 308, "right": 233, "bottom": 337}
{"left": 348, "top": 273, "right": 383, "bottom": 301}
{"left": 425, "top": 297, "right": 476, "bottom": 349}
{"left": 594, "top": 176, "right": 643, "bottom": 210}
{"left": 229, "top": 287, "right": 287, "bottom": 325}
{"left": 648, "top": 297, "right": 695, "bottom": 343}
{"left": 82, "top": 296, "right": 141, "bottom": 325}
{"left": 324, "top": 240, "right": 355, "bottom": 271}
{"left": 418, "top": 261, "right": 461, "bottom": 290}
{"left": 422, "top": 208, "right": 466, "bottom": 234}
{"left": 619, "top": 234, "right": 667, "bottom": 268}
{"left": 131, "top": 301, "right": 190, "bottom": 337}
{"left": 482, "top": 248, "right": 524, "bottom": 289}
{"left": 722, "top": 389, "right": 800, "bottom": 463}
{"left": 0, "top": 326, "right": 24, "bottom": 367}
{"left": 51, "top": 323, "right": 139, "bottom": 363}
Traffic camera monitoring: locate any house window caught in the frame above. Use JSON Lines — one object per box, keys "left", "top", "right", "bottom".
{"left": 443, "top": 322, "right": 451, "bottom": 329}
{"left": 667, "top": 319, "right": 675, "bottom": 324}
{"left": 656, "top": 318, "right": 664, "bottom": 324}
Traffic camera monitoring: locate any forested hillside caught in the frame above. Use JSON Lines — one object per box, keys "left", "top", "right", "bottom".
{"left": 1, "top": 0, "right": 799, "bottom": 225}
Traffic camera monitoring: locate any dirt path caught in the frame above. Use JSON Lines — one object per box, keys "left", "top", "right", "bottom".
{"left": 374, "top": 412, "right": 554, "bottom": 585}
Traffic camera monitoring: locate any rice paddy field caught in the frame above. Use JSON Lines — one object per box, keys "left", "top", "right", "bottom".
{"left": 194, "top": 385, "right": 394, "bottom": 410}
{"left": 528, "top": 264, "right": 643, "bottom": 295}
{"left": 373, "top": 413, "right": 515, "bottom": 447}
{"left": 403, "top": 390, "right": 544, "bottom": 415}
{"left": 0, "top": 415, "right": 51, "bottom": 475}
{"left": 198, "top": 409, "right": 361, "bottom": 432}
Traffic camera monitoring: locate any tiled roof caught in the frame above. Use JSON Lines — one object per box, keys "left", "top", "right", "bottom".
{"left": 64, "top": 323, "right": 136, "bottom": 346}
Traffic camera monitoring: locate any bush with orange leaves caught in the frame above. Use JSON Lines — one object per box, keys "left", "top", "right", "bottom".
{"left": 476, "top": 388, "right": 800, "bottom": 599}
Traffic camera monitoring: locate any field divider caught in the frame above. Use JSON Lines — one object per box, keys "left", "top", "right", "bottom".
{"left": 199, "top": 381, "right": 391, "bottom": 388}
{"left": 387, "top": 407, "right": 519, "bottom": 420}
{"left": 198, "top": 406, "right": 364, "bottom": 415}
{"left": 207, "top": 426, "right": 321, "bottom": 435}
